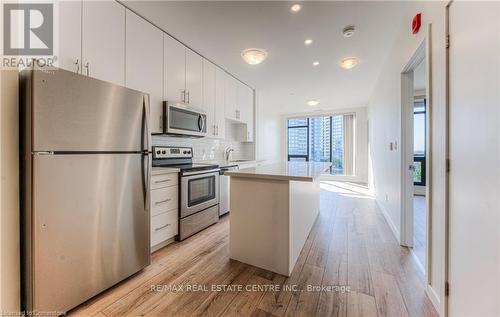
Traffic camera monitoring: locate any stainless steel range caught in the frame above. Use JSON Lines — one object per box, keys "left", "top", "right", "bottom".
{"left": 152, "top": 146, "right": 220, "bottom": 240}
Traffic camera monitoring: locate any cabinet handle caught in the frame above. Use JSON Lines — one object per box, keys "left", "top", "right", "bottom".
{"left": 181, "top": 90, "right": 186, "bottom": 103}
{"left": 155, "top": 198, "right": 172, "bottom": 205}
{"left": 83, "top": 62, "right": 89, "bottom": 76}
{"left": 155, "top": 223, "right": 171, "bottom": 231}
{"left": 248, "top": 131, "right": 250, "bottom": 140}
{"left": 187, "top": 91, "right": 190, "bottom": 104}
{"left": 154, "top": 179, "right": 171, "bottom": 184}
{"left": 216, "top": 125, "right": 219, "bottom": 136}
{"left": 160, "top": 115, "right": 163, "bottom": 130}
{"left": 74, "top": 59, "right": 80, "bottom": 73}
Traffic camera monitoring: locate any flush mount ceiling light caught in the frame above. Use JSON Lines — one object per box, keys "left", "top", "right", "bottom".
{"left": 343, "top": 25, "right": 356, "bottom": 38}
{"left": 290, "top": 3, "right": 302, "bottom": 12}
{"left": 304, "top": 38, "right": 313, "bottom": 46}
{"left": 312, "top": 61, "right": 320, "bottom": 66}
{"left": 339, "top": 57, "right": 358, "bottom": 69}
{"left": 307, "top": 100, "right": 320, "bottom": 106}
{"left": 241, "top": 48, "right": 268, "bottom": 65}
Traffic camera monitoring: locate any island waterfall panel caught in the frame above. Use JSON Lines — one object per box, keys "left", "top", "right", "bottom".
{"left": 228, "top": 162, "right": 328, "bottom": 276}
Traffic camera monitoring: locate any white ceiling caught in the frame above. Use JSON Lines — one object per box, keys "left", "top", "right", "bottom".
{"left": 124, "top": 1, "right": 409, "bottom": 115}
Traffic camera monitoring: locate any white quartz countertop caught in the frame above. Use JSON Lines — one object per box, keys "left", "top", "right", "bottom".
{"left": 224, "top": 161, "right": 332, "bottom": 182}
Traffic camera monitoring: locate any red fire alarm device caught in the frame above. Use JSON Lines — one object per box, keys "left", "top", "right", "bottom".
{"left": 412, "top": 13, "right": 422, "bottom": 34}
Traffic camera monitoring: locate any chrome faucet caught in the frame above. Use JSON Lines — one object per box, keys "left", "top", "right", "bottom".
{"left": 225, "top": 146, "right": 234, "bottom": 161}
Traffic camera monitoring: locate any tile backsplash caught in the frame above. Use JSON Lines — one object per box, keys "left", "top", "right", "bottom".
{"left": 152, "top": 121, "right": 255, "bottom": 162}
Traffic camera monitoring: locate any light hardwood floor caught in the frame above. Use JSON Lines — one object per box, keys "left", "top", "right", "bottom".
{"left": 68, "top": 182, "right": 438, "bottom": 317}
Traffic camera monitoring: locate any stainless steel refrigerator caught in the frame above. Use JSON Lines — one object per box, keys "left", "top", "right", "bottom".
{"left": 20, "top": 66, "right": 151, "bottom": 314}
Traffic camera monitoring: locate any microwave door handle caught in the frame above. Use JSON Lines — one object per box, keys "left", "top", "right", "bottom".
{"left": 201, "top": 115, "right": 206, "bottom": 133}
{"left": 198, "top": 114, "right": 203, "bottom": 132}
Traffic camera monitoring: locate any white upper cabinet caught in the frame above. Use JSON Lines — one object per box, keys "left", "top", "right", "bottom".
{"left": 164, "top": 34, "right": 186, "bottom": 104}
{"left": 202, "top": 59, "right": 216, "bottom": 137}
{"left": 235, "top": 82, "right": 254, "bottom": 142}
{"left": 185, "top": 49, "right": 203, "bottom": 108}
{"left": 239, "top": 84, "right": 254, "bottom": 142}
{"left": 125, "top": 9, "right": 164, "bottom": 134}
{"left": 82, "top": 0, "right": 125, "bottom": 86}
{"left": 214, "top": 67, "right": 226, "bottom": 139}
{"left": 224, "top": 74, "right": 239, "bottom": 121}
{"left": 55, "top": 0, "right": 81, "bottom": 73}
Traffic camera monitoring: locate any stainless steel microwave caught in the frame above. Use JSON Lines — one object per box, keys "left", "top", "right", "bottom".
{"left": 164, "top": 102, "right": 207, "bottom": 137}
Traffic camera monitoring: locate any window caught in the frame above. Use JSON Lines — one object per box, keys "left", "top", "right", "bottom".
{"left": 413, "top": 99, "right": 426, "bottom": 186}
{"left": 287, "top": 114, "right": 355, "bottom": 176}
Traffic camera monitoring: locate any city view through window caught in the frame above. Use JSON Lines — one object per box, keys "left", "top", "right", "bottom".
{"left": 287, "top": 115, "right": 350, "bottom": 175}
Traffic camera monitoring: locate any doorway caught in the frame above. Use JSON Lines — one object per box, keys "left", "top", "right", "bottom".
{"left": 400, "top": 38, "right": 431, "bottom": 277}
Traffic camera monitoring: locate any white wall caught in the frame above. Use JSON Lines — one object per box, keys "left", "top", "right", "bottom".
{"left": 0, "top": 69, "right": 20, "bottom": 313}
{"left": 255, "top": 92, "right": 284, "bottom": 163}
{"left": 367, "top": 1, "right": 447, "bottom": 314}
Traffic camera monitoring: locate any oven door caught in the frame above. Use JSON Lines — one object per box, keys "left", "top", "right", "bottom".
{"left": 181, "top": 170, "right": 219, "bottom": 218}
{"left": 166, "top": 103, "right": 207, "bottom": 137}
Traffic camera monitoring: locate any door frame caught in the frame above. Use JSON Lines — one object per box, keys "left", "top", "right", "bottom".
{"left": 400, "top": 25, "right": 433, "bottom": 283}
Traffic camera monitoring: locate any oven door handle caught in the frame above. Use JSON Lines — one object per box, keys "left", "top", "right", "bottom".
{"left": 182, "top": 169, "right": 220, "bottom": 177}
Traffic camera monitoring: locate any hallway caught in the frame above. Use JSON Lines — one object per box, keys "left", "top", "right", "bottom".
{"left": 69, "top": 182, "right": 438, "bottom": 317}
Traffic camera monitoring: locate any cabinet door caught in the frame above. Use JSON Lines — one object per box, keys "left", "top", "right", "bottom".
{"left": 56, "top": 0, "right": 81, "bottom": 73}
{"left": 215, "top": 67, "right": 226, "bottom": 138}
{"left": 82, "top": 1, "right": 125, "bottom": 86}
{"left": 185, "top": 49, "right": 203, "bottom": 108}
{"left": 125, "top": 10, "right": 164, "bottom": 134}
{"left": 238, "top": 84, "right": 254, "bottom": 142}
{"left": 202, "top": 59, "right": 216, "bottom": 137}
{"left": 244, "top": 87, "right": 254, "bottom": 142}
{"left": 224, "top": 73, "right": 238, "bottom": 120}
{"left": 164, "top": 34, "right": 186, "bottom": 104}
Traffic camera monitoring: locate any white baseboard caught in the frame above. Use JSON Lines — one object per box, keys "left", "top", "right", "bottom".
{"left": 426, "top": 284, "right": 442, "bottom": 316}
{"left": 375, "top": 199, "right": 401, "bottom": 244}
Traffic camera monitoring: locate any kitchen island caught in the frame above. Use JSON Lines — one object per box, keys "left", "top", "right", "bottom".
{"left": 225, "top": 161, "right": 331, "bottom": 276}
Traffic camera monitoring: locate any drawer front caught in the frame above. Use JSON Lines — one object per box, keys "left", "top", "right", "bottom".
{"left": 179, "top": 205, "right": 219, "bottom": 240}
{"left": 151, "top": 173, "right": 178, "bottom": 189}
{"left": 151, "top": 209, "right": 178, "bottom": 246}
{"left": 151, "top": 186, "right": 178, "bottom": 216}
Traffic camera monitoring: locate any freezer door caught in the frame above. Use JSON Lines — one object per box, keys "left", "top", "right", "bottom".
{"left": 29, "top": 68, "right": 150, "bottom": 152}
{"left": 29, "top": 153, "right": 151, "bottom": 313}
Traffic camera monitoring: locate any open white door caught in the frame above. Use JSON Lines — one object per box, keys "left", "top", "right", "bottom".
{"left": 448, "top": 1, "right": 500, "bottom": 315}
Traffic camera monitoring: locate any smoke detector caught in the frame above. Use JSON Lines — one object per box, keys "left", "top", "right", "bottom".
{"left": 343, "top": 25, "right": 355, "bottom": 38}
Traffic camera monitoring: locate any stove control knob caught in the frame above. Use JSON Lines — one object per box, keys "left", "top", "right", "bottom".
{"left": 183, "top": 151, "right": 187, "bottom": 154}
{"left": 162, "top": 150, "right": 166, "bottom": 154}
{"left": 156, "top": 150, "right": 161, "bottom": 154}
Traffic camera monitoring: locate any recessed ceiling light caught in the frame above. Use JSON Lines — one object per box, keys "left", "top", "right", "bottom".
{"left": 241, "top": 48, "right": 268, "bottom": 65}
{"left": 312, "top": 61, "right": 320, "bottom": 66}
{"left": 307, "top": 100, "right": 320, "bottom": 106}
{"left": 290, "top": 4, "right": 301, "bottom": 12}
{"left": 304, "top": 39, "right": 313, "bottom": 46}
{"left": 339, "top": 57, "right": 358, "bottom": 69}
{"left": 343, "top": 25, "right": 356, "bottom": 38}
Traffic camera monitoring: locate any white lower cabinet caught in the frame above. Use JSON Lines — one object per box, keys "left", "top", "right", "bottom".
{"left": 151, "top": 171, "right": 178, "bottom": 251}
{"left": 151, "top": 210, "right": 178, "bottom": 248}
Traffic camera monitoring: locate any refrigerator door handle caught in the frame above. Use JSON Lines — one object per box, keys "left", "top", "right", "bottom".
{"left": 142, "top": 95, "right": 151, "bottom": 152}
{"left": 142, "top": 95, "right": 151, "bottom": 211}
{"left": 142, "top": 153, "right": 151, "bottom": 211}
